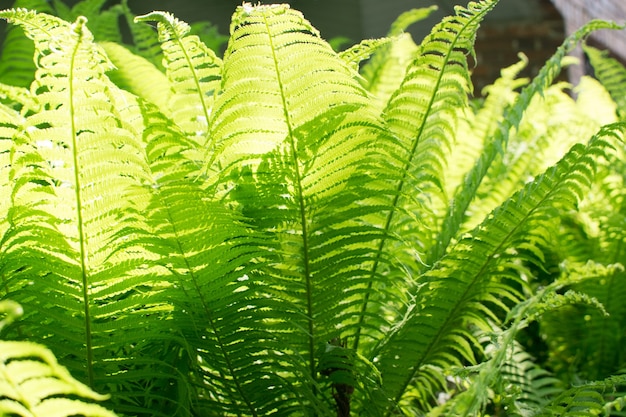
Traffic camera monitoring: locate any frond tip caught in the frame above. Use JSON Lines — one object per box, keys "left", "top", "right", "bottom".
{"left": 0, "top": 340, "right": 118, "bottom": 417}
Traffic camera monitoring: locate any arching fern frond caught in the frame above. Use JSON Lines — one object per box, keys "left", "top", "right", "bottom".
{"left": 351, "top": 0, "right": 497, "bottom": 356}
{"left": 381, "top": 1, "right": 497, "bottom": 247}
{"left": 136, "top": 99, "right": 298, "bottom": 416}
{"left": 439, "top": 279, "right": 603, "bottom": 416}
{"left": 584, "top": 43, "right": 626, "bottom": 120}
{"left": 0, "top": 9, "right": 180, "bottom": 415}
{"left": 372, "top": 123, "right": 625, "bottom": 414}
{"left": 537, "top": 374, "right": 626, "bottom": 417}
{"left": 428, "top": 19, "right": 625, "bottom": 265}
{"left": 135, "top": 11, "right": 222, "bottom": 146}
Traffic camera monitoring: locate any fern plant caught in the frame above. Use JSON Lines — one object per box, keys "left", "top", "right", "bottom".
{"left": 1, "top": 1, "right": 626, "bottom": 416}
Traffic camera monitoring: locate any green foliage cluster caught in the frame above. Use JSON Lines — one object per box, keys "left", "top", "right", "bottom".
{"left": 0, "top": 0, "right": 625, "bottom": 416}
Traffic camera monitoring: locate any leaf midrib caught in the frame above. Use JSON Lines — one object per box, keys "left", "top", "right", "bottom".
{"left": 68, "top": 23, "right": 94, "bottom": 388}
{"left": 262, "top": 11, "right": 317, "bottom": 381}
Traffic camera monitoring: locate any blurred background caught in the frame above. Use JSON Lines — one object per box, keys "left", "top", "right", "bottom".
{"left": 0, "top": 0, "right": 624, "bottom": 93}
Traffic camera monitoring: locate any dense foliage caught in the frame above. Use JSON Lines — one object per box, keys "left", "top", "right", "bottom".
{"left": 0, "top": 0, "right": 625, "bottom": 416}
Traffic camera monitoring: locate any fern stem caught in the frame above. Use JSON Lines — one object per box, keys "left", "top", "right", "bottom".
{"left": 68, "top": 23, "right": 94, "bottom": 388}
{"left": 262, "top": 13, "right": 317, "bottom": 383}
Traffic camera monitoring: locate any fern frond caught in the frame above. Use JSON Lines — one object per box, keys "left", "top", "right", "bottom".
{"left": 0, "top": 0, "right": 54, "bottom": 87}
{"left": 584, "top": 43, "right": 626, "bottom": 120}
{"left": 372, "top": 123, "right": 624, "bottom": 413}
{"left": 206, "top": 3, "right": 392, "bottom": 412}
{"left": 441, "top": 339, "right": 560, "bottom": 417}
{"left": 351, "top": 0, "right": 498, "bottom": 356}
{"left": 428, "top": 19, "right": 624, "bottom": 264}
{"left": 464, "top": 80, "right": 611, "bottom": 231}
{"left": 0, "top": 340, "right": 118, "bottom": 417}
{"left": 133, "top": 94, "right": 331, "bottom": 415}
{"left": 359, "top": 6, "right": 437, "bottom": 111}
{"left": 135, "top": 11, "right": 222, "bottom": 146}
{"left": 445, "top": 54, "right": 528, "bottom": 200}
{"left": 441, "top": 277, "right": 610, "bottom": 416}
{"left": 381, "top": 0, "right": 496, "bottom": 239}
{"left": 537, "top": 374, "right": 626, "bottom": 417}
{"left": 0, "top": 10, "right": 184, "bottom": 415}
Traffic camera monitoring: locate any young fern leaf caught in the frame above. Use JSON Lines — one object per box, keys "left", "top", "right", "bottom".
{"left": 372, "top": 123, "right": 625, "bottom": 414}
{"left": 135, "top": 11, "right": 222, "bottom": 147}
{"left": 352, "top": 0, "right": 497, "bottom": 353}
{"left": 428, "top": 19, "right": 625, "bottom": 265}
{"left": 584, "top": 43, "right": 626, "bottom": 120}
